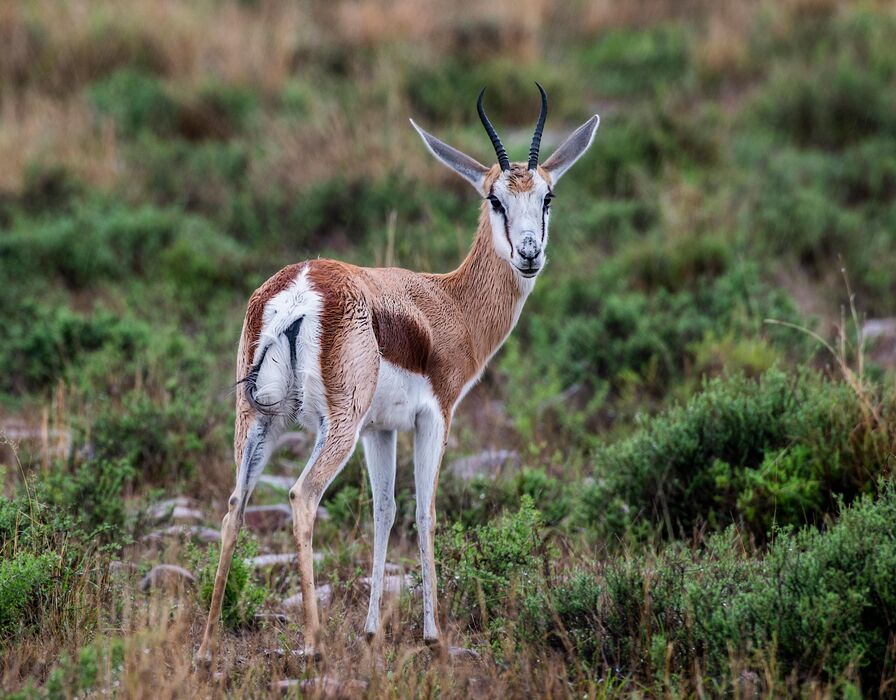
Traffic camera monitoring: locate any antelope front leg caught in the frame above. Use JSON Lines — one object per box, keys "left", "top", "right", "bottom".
{"left": 197, "top": 417, "right": 282, "bottom": 664}
{"left": 361, "top": 430, "right": 398, "bottom": 638}
{"left": 413, "top": 408, "right": 448, "bottom": 645}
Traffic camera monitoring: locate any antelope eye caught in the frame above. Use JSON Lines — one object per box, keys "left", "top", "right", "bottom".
{"left": 487, "top": 195, "right": 504, "bottom": 214}
{"left": 544, "top": 193, "right": 554, "bottom": 210}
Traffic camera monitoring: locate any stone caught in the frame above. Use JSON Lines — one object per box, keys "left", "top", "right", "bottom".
{"left": 274, "top": 431, "right": 312, "bottom": 455}
{"left": 447, "top": 449, "right": 520, "bottom": 481}
{"left": 250, "top": 552, "right": 298, "bottom": 576}
{"left": 273, "top": 677, "right": 368, "bottom": 696}
{"left": 359, "top": 574, "right": 416, "bottom": 597}
{"left": 257, "top": 474, "right": 294, "bottom": 491}
{"left": 141, "top": 525, "right": 220, "bottom": 545}
{"left": 139, "top": 564, "right": 195, "bottom": 593}
{"left": 448, "top": 646, "right": 483, "bottom": 664}
{"left": 864, "top": 317, "right": 896, "bottom": 367}
{"left": 244, "top": 504, "right": 292, "bottom": 533}
{"left": 147, "top": 497, "right": 202, "bottom": 524}
{"left": 281, "top": 584, "right": 332, "bottom": 612}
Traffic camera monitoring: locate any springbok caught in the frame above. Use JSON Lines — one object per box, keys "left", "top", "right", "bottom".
{"left": 196, "top": 85, "right": 599, "bottom": 662}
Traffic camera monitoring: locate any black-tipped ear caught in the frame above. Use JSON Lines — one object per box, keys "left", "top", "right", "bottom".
{"left": 410, "top": 119, "right": 490, "bottom": 194}
{"left": 542, "top": 115, "right": 600, "bottom": 183}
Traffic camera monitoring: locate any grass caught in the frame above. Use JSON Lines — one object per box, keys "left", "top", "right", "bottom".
{"left": 2, "top": 0, "right": 896, "bottom": 697}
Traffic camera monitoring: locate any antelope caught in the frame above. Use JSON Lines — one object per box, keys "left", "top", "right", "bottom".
{"left": 196, "top": 85, "right": 600, "bottom": 662}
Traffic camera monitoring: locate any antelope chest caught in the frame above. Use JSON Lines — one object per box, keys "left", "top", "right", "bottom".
{"left": 362, "top": 359, "right": 439, "bottom": 433}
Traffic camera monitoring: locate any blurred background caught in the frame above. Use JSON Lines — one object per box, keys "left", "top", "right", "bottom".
{"left": 2, "top": 0, "right": 896, "bottom": 696}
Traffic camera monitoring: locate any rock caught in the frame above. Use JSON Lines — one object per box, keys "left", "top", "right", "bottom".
{"left": 273, "top": 677, "right": 368, "bottom": 696}
{"left": 359, "top": 574, "right": 416, "bottom": 598}
{"left": 282, "top": 584, "right": 332, "bottom": 612}
{"left": 250, "top": 552, "right": 298, "bottom": 576}
{"left": 141, "top": 525, "right": 220, "bottom": 545}
{"left": 255, "top": 612, "right": 289, "bottom": 625}
{"left": 448, "top": 646, "right": 482, "bottom": 664}
{"left": 244, "top": 504, "right": 292, "bottom": 532}
{"left": 257, "top": 474, "right": 294, "bottom": 491}
{"left": 864, "top": 317, "right": 896, "bottom": 367}
{"left": 147, "top": 497, "right": 202, "bottom": 524}
{"left": 274, "top": 431, "right": 312, "bottom": 454}
{"left": 139, "top": 564, "right": 195, "bottom": 593}
{"left": 448, "top": 449, "right": 520, "bottom": 481}
{"left": 466, "top": 676, "right": 492, "bottom": 699}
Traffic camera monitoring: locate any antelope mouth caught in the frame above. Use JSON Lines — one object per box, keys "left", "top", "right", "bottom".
{"left": 515, "top": 265, "right": 541, "bottom": 278}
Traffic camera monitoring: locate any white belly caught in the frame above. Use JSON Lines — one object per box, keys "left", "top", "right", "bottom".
{"left": 362, "top": 359, "right": 439, "bottom": 433}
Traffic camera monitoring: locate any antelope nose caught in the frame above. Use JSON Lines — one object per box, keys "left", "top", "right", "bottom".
{"left": 518, "top": 235, "right": 540, "bottom": 261}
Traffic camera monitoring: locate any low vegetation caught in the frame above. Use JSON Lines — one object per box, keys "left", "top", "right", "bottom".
{"left": 2, "top": 0, "right": 896, "bottom": 696}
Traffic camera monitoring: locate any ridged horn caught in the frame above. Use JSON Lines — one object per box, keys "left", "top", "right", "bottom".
{"left": 477, "top": 88, "right": 510, "bottom": 171}
{"left": 528, "top": 82, "right": 548, "bottom": 170}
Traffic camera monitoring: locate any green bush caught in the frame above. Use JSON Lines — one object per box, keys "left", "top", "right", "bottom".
{"left": 0, "top": 551, "right": 59, "bottom": 639}
{"left": 500, "top": 262, "right": 799, "bottom": 439}
{"left": 437, "top": 496, "right": 546, "bottom": 627}
{"left": 752, "top": 56, "right": 895, "bottom": 150}
{"left": 0, "top": 201, "right": 248, "bottom": 297}
{"left": 577, "top": 25, "right": 692, "bottom": 98}
{"left": 528, "top": 485, "right": 896, "bottom": 691}
{"left": 581, "top": 369, "right": 891, "bottom": 540}
{"left": 38, "top": 459, "right": 135, "bottom": 543}
{"left": 89, "top": 393, "right": 207, "bottom": 485}
{"left": 89, "top": 69, "right": 178, "bottom": 137}
{"left": 191, "top": 537, "right": 267, "bottom": 631}
{"left": 438, "top": 467, "right": 572, "bottom": 529}
{"left": 0, "top": 304, "right": 147, "bottom": 395}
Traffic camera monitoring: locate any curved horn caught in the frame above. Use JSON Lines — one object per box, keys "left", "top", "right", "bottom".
{"left": 528, "top": 82, "right": 548, "bottom": 170}
{"left": 477, "top": 88, "right": 510, "bottom": 172}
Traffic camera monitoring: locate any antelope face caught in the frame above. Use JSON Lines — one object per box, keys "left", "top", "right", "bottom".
{"left": 411, "top": 83, "right": 600, "bottom": 281}
{"left": 486, "top": 164, "right": 553, "bottom": 279}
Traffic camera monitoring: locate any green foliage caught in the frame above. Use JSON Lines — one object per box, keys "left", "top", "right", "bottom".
{"left": 577, "top": 24, "right": 692, "bottom": 97}
{"left": 438, "top": 467, "right": 572, "bottom": 528}
{"left": 89, "top": 69, "right": 178, "bottom": 137}
{"left": 38, "top": 459, "right": 135, "bottom": 542}
{"left": 0, "top": 304, "right": 147, "bottom": 395}
{"left": 44, "top": 639, "right": 125, "bottom": 699}
{"left": 191, "top": 537, "right": 268, "bottom": 631}
{"left": 581, "top": 369, "right": 890, "bottom": 539}
{"left": 0, "top": 551, "right": 59, "bottom": 639}
{"left": 438, "top": 496, "right": 545, "bottom": 626}
{"left": 501, "top": 262, "right": 799, "bottom": 439}
{"left": 0, "top": 201, "right": 248, "bottom": 295}
{"left": 324, "top": 484, "right": 367, "bottom": 529}
{"left": 529, "top": 485, "right": 896, "bottom": 690}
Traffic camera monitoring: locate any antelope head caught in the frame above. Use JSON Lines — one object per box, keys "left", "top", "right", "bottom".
{"left": 411, "top": 84, "right": 600, "bottom": 279}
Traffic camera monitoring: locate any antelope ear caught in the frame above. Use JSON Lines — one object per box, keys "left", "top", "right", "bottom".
{"left": 542, "top": 115, "right": 600, "bottom": 183}
{"left": 410, "top": 119, "right": 490, "bottom": 194}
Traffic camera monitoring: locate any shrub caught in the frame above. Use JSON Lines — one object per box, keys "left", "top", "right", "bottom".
{"left": 89, "top": 69, "right": 178, "bottom": 137}
{"left": 89, "top": 393, "right": 207, "bottom": 486}
{"left": 752, "top": 57, "right": 895, "bottom": 150}
{"left": 177, "top": 81, "right": 260, "bottom": 140}
{"left": 0, "top": 304, "right": 147, "bottom": 395}
{"left": 191, "top": 537, "right": 267, "bottom": 631}
{"left": 0, "top": 551, "right": 60, "bottom": 639}
{"left": 576, "top": 24, "right": 692, "bottom": 98}
{"left": 0, "top": 201, "right": 248, "bottom": 297}
{"left": 581, "top": 369, "right": 892, "bottom": 540}
{"left": 437, "top": 496, "right": 546, "bottom": 627}
{"left": 529, "top": 485, "right": 896, "bottom": 691}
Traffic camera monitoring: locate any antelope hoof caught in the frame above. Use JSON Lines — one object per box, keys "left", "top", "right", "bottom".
{"left": 193, "top": 645, "right": 213, "bottom": 670}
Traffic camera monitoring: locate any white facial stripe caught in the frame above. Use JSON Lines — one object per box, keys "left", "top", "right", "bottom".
{"left": 487, "top": 170, "right": 553, "bottom": 277}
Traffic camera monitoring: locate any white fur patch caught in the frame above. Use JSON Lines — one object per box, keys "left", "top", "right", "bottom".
{"left": 363, "top": 359, "right": 440, "bottom": 434}
{"left": 251, "top": 267, "right": 325, "bottom": 427}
